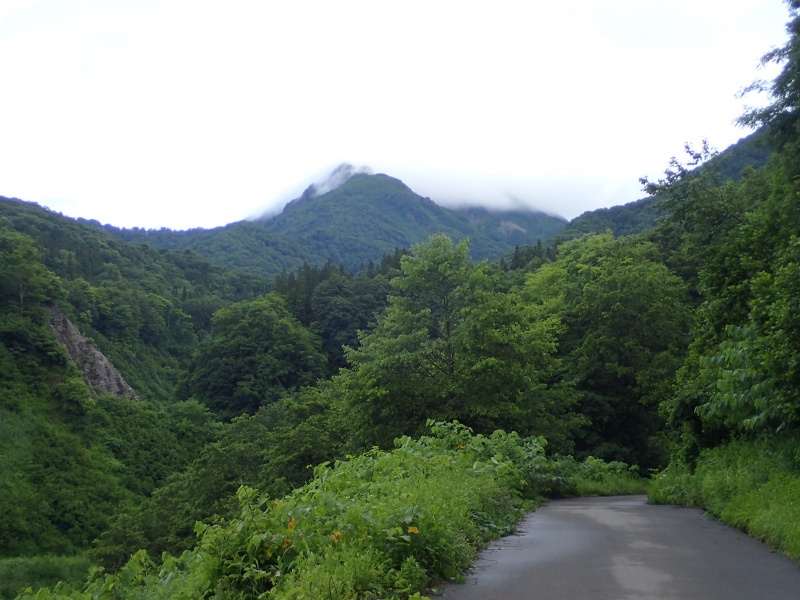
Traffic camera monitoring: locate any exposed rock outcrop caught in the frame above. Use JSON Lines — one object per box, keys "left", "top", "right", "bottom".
{"left": 48, "top": 305, "right": 138, "bottom": 400}
{"left": 499, "top": 220, "right": 527, "bottom": 235}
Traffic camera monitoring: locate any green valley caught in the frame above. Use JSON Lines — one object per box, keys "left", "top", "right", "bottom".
{"left": 3, "top": 7, "right": 800, "bottom": 596}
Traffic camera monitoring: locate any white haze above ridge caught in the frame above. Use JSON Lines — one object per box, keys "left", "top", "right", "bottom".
{"left": 260, "top": 163, "right": 561, "bottom": 219}
{"left": 0, "top": 1, "right": 789, "bottom": 229}
{"left": 309, "top": 164, "right": 374, "bottom": 198}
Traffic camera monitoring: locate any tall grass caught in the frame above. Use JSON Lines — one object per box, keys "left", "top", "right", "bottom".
{"left": 649, "top": 436, "right": 800, "bottom": 562}
{"left": 0, "top": 556, "right": 90, "bottom": 600}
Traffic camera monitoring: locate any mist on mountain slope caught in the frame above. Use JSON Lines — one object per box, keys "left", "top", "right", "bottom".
{"left": 257, "top": 163, "right": 571, "bottom": 221}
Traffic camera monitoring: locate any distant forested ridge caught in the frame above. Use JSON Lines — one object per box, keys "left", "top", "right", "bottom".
{"left": 559, "top": 129, "right": 772, "bottom": 242}
{"left": 101, "top": 171, "right": 568, "bottom": 277}
{"left": 103, "top": 219, "right": 319, "bottom": 279}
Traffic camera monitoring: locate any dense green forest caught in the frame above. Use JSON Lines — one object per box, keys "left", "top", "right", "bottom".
{"left": 3, "top": 3, "right": 800, "bottom": 597}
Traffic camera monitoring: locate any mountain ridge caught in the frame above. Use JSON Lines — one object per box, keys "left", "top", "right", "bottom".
{"left": 98, "top": 170, "right": 568, "bottom": 277}
{"left": 6, "top": 128, "right": 769, "bottom": 280}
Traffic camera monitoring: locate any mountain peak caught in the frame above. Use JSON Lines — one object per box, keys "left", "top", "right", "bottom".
{"left": 299, "top": 163, "right": 373, "bottom": 201}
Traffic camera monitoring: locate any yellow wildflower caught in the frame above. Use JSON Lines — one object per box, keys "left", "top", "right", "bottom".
{"left": 288, "top": 517, "right": 296, "bottom": 530}
{"left": 407, "top": 526, "right": 420, "bottom": 534}
{"left": 282, "top": 537, "right": 292, "bottom": 548}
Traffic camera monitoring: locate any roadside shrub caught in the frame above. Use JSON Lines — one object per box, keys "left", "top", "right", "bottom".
{"left": 569, "top": 456, "right": 648, "bottom": 496}
{"left": 538, "top": 455, "right": 648, "bottom": 498}
{"left": 647, "top": 461, "right": 699, "bottom": 506}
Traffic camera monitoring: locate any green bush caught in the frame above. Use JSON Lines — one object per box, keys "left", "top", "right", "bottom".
{"left": 647, "top": 461, "right": 699, "bottom": 506}
{"left": 534, "top": 455, "right": 648, "bottom": 498}
{"left": 569, "top": 456, "right": 649, "bottom": 496}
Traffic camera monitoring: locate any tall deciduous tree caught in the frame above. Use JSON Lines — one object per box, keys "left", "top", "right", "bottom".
{"left": 526, "top": 234, "right": 693, "bottom": 467}
{"left": 180, "top": 294, "right": 326, "bottom": 418}
{"left": 739, "top": 0, "right": 800, "bottom": 161}
{"left": 341, "top": 234, "right": 577, "bottom": 450}
{"left": 0, "top": 228, "right": 61, "bottom": 315}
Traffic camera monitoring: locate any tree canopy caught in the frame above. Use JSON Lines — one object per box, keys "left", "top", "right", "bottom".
{"left": 340, "top": 234, "right": 579, "bottom": 450}
{"left": 180, "top": 294, "right": 327, "bottom": 419}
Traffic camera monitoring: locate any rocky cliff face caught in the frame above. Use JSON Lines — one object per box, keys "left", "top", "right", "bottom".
{"left": 48, "top": 305, "right": 138, "bottom": 400}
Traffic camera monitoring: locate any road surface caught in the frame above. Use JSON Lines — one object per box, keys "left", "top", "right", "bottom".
{"left": 439, "top": 495, "right": 800, "bottom": 600}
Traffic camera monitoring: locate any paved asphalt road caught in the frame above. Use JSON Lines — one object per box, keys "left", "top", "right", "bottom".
{"left": 439, "top": 495, "right": 800, "bottom": 600}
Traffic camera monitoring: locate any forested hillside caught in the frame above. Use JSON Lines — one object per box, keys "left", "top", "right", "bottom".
{"left": 558, "top": 129, "right": 773, "bottom": 242}
{"left": 104, "top": 219, "right": 319, "bottom": 278}
{"left": 0, "top": 197, "right": 272, "bottom": 400}
{"left": 3, "top": 4, "right": 800, "bottom": 597}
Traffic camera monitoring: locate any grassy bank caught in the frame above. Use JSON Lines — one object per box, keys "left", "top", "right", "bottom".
{"left": 649, "top": 437, "right": 800, "bottom": 562}
{"left": 0, "top": 556, "right": 90, "bottom": 600}
{"left": 14, "top": 422, "right": 648, "bottom": 599}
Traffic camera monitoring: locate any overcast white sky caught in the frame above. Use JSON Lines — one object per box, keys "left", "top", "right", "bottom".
{"left": 0, "top": 1, "right": 791, "bottom": 229}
